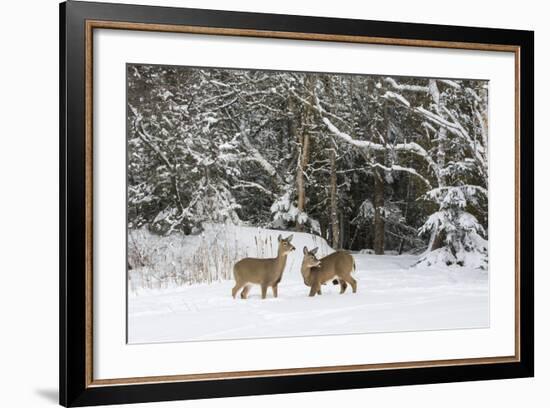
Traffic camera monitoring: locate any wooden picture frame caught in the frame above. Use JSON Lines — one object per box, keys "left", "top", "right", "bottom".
{"left": 60, "top": 1, "right": 534, "bottom": 406}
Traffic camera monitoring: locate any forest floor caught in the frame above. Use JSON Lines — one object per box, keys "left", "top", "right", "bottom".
{"left": 128, "top": 251, "right": 489, "bottom": 344}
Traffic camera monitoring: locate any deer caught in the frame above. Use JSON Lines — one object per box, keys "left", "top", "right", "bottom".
{"left": 232, "top": 234, "right": 295, "bottom": 299}
{"left": 300, "top": 246, "right": 357, "bottom": 297}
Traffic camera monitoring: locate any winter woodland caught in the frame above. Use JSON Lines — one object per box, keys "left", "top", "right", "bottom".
{"left": 126, "top": 64, "right": 489, "bottom": 343}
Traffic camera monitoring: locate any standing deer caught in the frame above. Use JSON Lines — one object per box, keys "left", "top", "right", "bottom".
{"left": 301, "top": 246, "right": 357, "bottom": 297}
{"left": 232, "top": 234, "right": 295, "bottom": 299}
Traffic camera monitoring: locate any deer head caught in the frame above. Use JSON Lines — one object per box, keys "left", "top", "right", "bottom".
{"left": 302, "top": 246, "right": 321, "bottom": 268}
{"left": 277, "top": 234, "right": 296, "bottom": 256}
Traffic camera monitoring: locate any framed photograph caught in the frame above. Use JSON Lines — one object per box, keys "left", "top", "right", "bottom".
{"left": 60, "top": 1, "right": 534, "bottom": 406}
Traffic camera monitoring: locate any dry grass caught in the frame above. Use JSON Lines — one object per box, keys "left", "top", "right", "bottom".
{"left": 128, "top": 225, "right": 279, "bottom": 292}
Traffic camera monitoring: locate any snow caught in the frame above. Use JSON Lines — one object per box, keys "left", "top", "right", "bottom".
{"left": 439, "top": 79, "right": 462, "bottom": 89}
{"left": 128, "top": 226, "right": 489, "bottom": 344}
{"left": 270, "top": 191, "right": 319, "bottom": 233}
{"left": 218, "top": 142, "right": 234, "bottom": 150}
{"left": 383, "top": 91, "right": 411, "bottom": 107}
{"left": 322, "top": 116, "right": 441, "bottom": 182}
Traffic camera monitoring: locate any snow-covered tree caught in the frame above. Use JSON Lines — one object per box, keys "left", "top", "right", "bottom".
{"left": 127, "top": 64, "right": 489, "bottom": 268}
{"left": 417, "top": 187, "right": 488, "bottom": 269}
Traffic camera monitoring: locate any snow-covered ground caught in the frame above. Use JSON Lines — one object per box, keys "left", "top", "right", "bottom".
{"left": 128, "top": 226, "right": 489, "bottom": 344}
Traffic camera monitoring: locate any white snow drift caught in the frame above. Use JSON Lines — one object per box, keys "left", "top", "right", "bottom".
{"left": 127, "top": 225, "right": 489, "bottom": 344}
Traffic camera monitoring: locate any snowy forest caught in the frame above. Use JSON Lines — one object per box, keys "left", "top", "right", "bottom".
{"left": 126, "top": 63, "right": 490, "bottom": 342}
{"left": 127, "top": 63, "right": 488, "bottom": 271}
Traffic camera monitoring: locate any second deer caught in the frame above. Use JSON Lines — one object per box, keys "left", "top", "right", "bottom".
{"left": 301, "top": 247, "right": 357, "bottom": 297}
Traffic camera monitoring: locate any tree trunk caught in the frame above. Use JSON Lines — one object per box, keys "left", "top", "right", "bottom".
{"left": 295, "top": 77, "right": 314, "bottom": 231}
{"left": 399, "top": 152, "right": 413, "bottom": 255}
{"left": 288, "top": 93, "right": 306, "bottom": 232}
{"left": 430, "top": 229, "right": 445, "bottom": 251}
{"left": 339, "top": 212, "right": 347, "bottom": 249}
{"left": 373, "top": 97, "right": 389, "bottom": 255}
{"left": 373, "top": 170, "right": 385, "bottom": 254}
{"left": 429, "top": 79, "right": 448, "bottom": 252}
{"left": 329, "top": 147, "right": 340, "bottom": 248}
{"left": 296, "top": 129, "right": 310, "bottom": 231}
{"left": 321, "top": 75, "right": 340, "bottom": 246}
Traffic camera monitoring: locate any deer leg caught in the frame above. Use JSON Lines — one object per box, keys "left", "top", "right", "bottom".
{"left": 317, "top": 287, "right": 322, "bottom": 295}
{"left": 240, "top": 285, "right": 251, "bottom": 299}
{"left": 261, "top": 284, "right": 268, "bottom": 299}
{"left": 272, "top": 285, "right": 278, "bottom": 298}
{"left": 309, "top": 282, "right": 320, "bottom": 297}
{"left": 339, "top": 279, "right": 348, "bottom": 294}
{"left": 232, "top": 281, "right": 245, "bottom": 299}
{"left": 345, "top": 276, "right": 357, "bottom": 293}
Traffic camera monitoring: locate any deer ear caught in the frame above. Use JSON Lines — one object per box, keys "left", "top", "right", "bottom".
{"left": 278, "top": 234, "right": 282, "bottom": 242}
{"left": 303, "top": 246, "right": 308, "bottom": 255}
{"left": 311, "top": 247, "right": 319, "bottom": 255}
{"left": 286, "top": 234, "right": 294, "bottom": 242}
